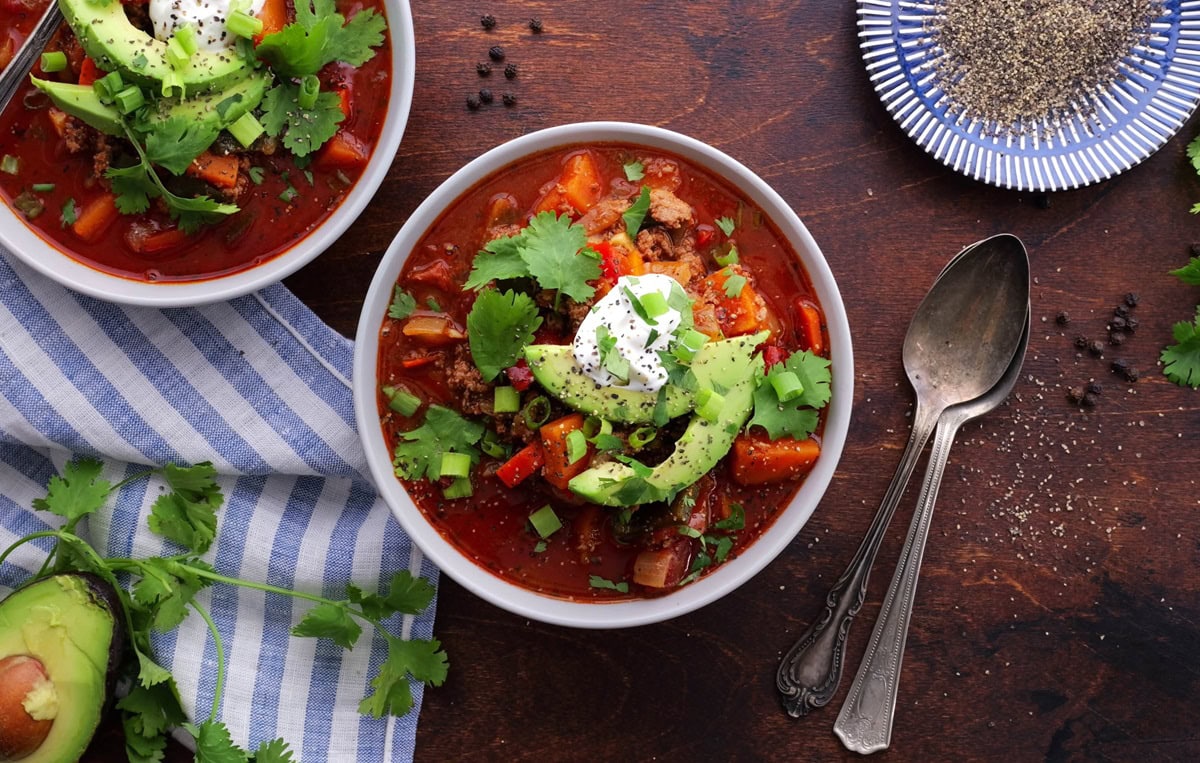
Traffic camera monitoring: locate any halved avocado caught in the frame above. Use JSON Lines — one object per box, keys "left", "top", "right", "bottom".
{"left": 0, "top": 574, "right": 124, "bottom": 763}
{"left": 59, "top": 0, "right": 252, "bottom": 94}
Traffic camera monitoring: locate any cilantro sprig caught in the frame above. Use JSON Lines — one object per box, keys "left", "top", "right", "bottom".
{"left": 466, "top": 288, "right": 543, "bottom": 381}
{"left": 0, "top": 459, "right": 446, "bottom": 762}
{"left": 464, "top": 211, "right": 602, "bottom": 304}
{"left": 1161, "top": 256, "right": 1200, "bottom": 388}
{"left": 747, "top": 350, "right": 832, "bottom": 439}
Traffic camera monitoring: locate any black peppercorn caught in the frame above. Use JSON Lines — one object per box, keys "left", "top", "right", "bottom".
{"left": 1087, "top": 339, "right": 1104, "bottom": 356}
{"left": 504, "top": 62, "right": 518, "bottom": 79}
{"left": 1124, "top": 366, "right": 1140, "bottom": 382}
{"left": 489, "top": 45, "right": 505, "bottom": 61}
{"left": 1074, "top": 335, "right": 1089, "bottom": 349}
{"left": 479, "top": 88, "right": 493, "bottom": 104}
{"left": 1125, "top": 315, "right": 1138, "bottom": 332}
{"left": 1123, "top": 292, "right": 1140, "bottom": 307}
{"left": 502, "top": 92, "right": 517, "bottom": 106}
{"left": 1114, "top": 303, "right": 1130, "bottom": 319}
{"left": 1110, "top": 315, "right": 1127, "bottom": 330}
{"left": 1067, "top": 386, "right": 1085, "bottom": 405}
{"left": 1086, "top": 381, "right": 1102, "bottom": 395}
{"left": 477, "top": 62, "right": 492, "bottom": 76}
{"left": 1109, "top": 331, "right": 1125, "bottom": 346}
{"left": 466, "top": 94, "right": 482, "bottom": 110}
{"left": 1081, "top": 391, "right": 1098, "bottom": 408}
{"left": 1111, "top": 358, "right": 1129, "bottom": 374}
{"left": 529, "top": 18, "right": 543, "bottom": 33}
{"left": 480, "top": 14, "right": 496, "bottom": 29}
{"left": 1055, "top": 311, "right": 1070, "bottom": 326}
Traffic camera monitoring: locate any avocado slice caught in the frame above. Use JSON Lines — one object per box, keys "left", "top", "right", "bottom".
{"left": 568, "top": 373, "right": 760, "bottom": 507}
{"left": 59, "top": 0, "right": 252, "bottom": 95}
{"left": 525, "top": 332, "right": 769, "bottom": 424}
{"left": 0, "top": 574, "right": 124, "bottom": 763}
{"left": 31, "top": 69, "right": 271, "bottom": 139}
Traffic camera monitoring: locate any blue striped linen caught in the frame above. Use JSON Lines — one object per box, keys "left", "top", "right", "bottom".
{"left": 0, "top": 250, "right": 437, "bottom": 762}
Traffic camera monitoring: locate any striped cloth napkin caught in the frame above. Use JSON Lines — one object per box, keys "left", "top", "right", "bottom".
{"left": 0, "top": 250, "right": 438, "bottom": 762}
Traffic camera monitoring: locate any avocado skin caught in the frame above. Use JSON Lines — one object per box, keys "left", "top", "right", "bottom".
{"left": 59, "top": 0, "right": 252, "bottom": 94}
{"left": 32, "top": 69, "right": 271, "bottom": 140}
{"left": 0, "top": 573, "right": 125, "bottom": 763}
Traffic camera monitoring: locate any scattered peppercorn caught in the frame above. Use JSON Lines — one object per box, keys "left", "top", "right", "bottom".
{"left": 1087, "top": 339, "right": 1104, "bottom": 356}
{"left": 1110, "top": 315, "right": 1127, "bottom": 330}
{"left": 1081, "top": 391, "right": 1098, "bottom": 408}
{"left": 481, "top": 14, "right": 496, "bottom": 29}
{"left": 477, "top": 62, "right": 492, "bottom": 76}
{"left": 1066, "top": 386, "right": 1085, "bottom": 405}
{"left": 489, "top": 45, "right": 505, "bottom": 61}
{"left": 529, "top": 18, "right": 544, "bottom": 33}
{"left": 504, "top": 62, "right": 518, "bottom": 79}
{"left": 1125, "top": 315, "right": 1138, "bottom": 332}
{"left": 479, "top": 88, "right": 494, "bottom": 104}
{"left": 1109, "top": 331, "right": 1125, "bottom": 346}
{"left": 1086, "top": 381, "right": 1103, "bottom": 395}
{"left": 1123, "top": 291, "right": 1140, "bottom": 307}
{"left": 502, "top": 92, "right": 517, "bottom": 106}
{"left": 1110, "top": 358, "right": 1140, "bottom": 382}
{"left": 1113, "top": 303, "right": 1130, "bottom": 319}
{"left": 1074, "top": 335, "right": 1089, "bottom": 350}
{"left": 1056, "top": 311, "right": 1071, "bottom": 326}
{"left": 466, "top": 94, "right": 482, "bottom": 110}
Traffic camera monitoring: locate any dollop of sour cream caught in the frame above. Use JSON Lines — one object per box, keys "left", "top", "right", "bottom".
{"left": 573, "top": 273, "right": 685, "bottom": 393}
{"left": 150, "top": 0, "right": 266, "bottom": 54}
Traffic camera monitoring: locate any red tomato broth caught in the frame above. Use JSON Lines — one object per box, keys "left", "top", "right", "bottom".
{"left": 377, "top": 143, "right": 830, "bottom": 601}
{"left": 0, "top": 0, "right": 392, "bottom": 282}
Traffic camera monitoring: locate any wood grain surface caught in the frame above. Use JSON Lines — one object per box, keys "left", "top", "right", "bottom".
{"left": 93, "top": 1, "right": 1200, "bottom": 760}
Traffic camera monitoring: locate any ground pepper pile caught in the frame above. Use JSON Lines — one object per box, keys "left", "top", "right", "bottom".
{"left": 929, "top": 0, "right": 1164, "bottom": 131}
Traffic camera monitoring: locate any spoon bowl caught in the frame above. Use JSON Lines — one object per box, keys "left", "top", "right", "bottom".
{"left": 777, "top": 233, "right": 1030, "bottom": 717}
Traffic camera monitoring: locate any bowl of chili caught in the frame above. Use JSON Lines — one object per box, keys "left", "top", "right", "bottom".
{"left": 0, "top": 0, "right": 414, "bottom": 306}
{"left": 354, "top": 122, "right": 853, "bottom": 628}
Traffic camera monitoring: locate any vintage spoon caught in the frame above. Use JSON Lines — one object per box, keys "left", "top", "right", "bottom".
{"left": 776, "top": 233, "right": 1030, "bottom": 717}
{"left": 833, "top": 307, "right": 1031, "bottom": 754}
{"left": 0, "top": 1, "right": 62, "bottom": 116}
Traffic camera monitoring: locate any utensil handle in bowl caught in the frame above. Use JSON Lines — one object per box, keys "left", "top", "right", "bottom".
{"left": 0, "top": 1, "right": 63, "bottom": 115}
{"left": 832, "top": 411, "right": 965, "bottom": 752}
{"left": 776, "top": 400, "right": 941, "bottom": 717}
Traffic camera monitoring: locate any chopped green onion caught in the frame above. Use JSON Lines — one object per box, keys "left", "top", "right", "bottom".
{"left": 769, "top": 370, "right": 804, "bottom": 402}
{"left": 92, "top": 71, "right": 124, "bottom": 103}
{"left": 494, "top": 386, "right": 520, "bottom": 414}
{"left": 565, "top": 429, "right": 588, "bottom": 464}
{"left": 673, "top": 328, "right": 709, "bottom": 363}
{"left": 695, "top": 387, "right": 724, "bottom": 422}
{"left": 278, "top": 185, "right": 298, "bottom": 203}
{"left": 629, "top": 426, "right": 657, "bottom": 449}
{"left": 60, "top": 198, "right": 76, "bottom": 226}
{"left": 30, "top": 183, "right": 54, "bottom": 193}
{"left": 228, "top": 111, "right": 265, "bottom": 148}
{"left": 723, "top": 273, "right": 747, "bottom": 299}
{"left": 582, "top": 416, "right": 613, "bottom": 439}
{"left": 298, "top": 74, "right": 321, "bottom": 110}
{"left": 528, "top": 505, "right": 562, "bottom": 539}
{"left": 439, "top": 452, "right": 472, "bottom": 479}
{"left": 40, "top": 51, "right": 67, "bottom": 73}
{"left": 714, "top": 244, "right": 739, "bottom": 267}
{"left": 480, "top": 430, "right": 509, "bottom": 459}
{"left": 442, "top": 477, "right": 473, "bottom": 499}
{"left": 382, "top": 385, "right": 421, "bottom": 417}
{"left": 639, "top": 290, "right": 669, "bottom": 318}
{"left": 226, "top": 10, "right": 264, "bottom": 40}
{"left": 174, "top": 25, "right": 199, "bottom": 57}
{"left": 521, "top": 395, "right": 551, "bottom": 429}
{"left": 0, "top": 155, "right": 18, "bottom": 175}
{"left": 166, "top": 36, "right": 190, "bottom": 70}
{"left": 114, "top": 85, "right": 145, "bottom": 115}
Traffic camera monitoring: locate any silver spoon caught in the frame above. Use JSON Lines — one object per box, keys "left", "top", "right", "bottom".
{"left": 776, "top": 233, "right": 1031, "bottom": 717}
{"left": 834, "top": 307, "right": 1031, "bottom": 754}
{"left": 0, "top": 2, "right": 63, "bottom": 116}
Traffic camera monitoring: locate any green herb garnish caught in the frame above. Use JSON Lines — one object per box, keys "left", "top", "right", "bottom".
{"left": 466, "top": 288, "right": 543, "bottom": 381}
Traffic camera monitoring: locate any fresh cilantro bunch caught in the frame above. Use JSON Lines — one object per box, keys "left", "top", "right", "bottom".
{"left": 0, "top": 459, "right": 446, "bottom": 763}
{"left": 1162, "top": 257, "right": 1200, "bottom": 387}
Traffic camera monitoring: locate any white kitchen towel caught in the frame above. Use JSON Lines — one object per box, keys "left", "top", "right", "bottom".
{"left": 0, "top": 250, "right": 438, "bottom": 762}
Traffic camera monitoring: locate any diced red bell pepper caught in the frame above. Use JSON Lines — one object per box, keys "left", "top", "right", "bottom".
{"left": 505, "top": 359, "right": 535, "bottom": 391}
{"left": 496, "top": 441, "right": 544, "bottom": 488}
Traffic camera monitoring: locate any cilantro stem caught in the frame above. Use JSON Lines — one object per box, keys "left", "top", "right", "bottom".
{"left": 190, "top": 597, "right": 225, "bottom": 723}
{"left": 0, "top": 531, "right": 61, "bottom": 571}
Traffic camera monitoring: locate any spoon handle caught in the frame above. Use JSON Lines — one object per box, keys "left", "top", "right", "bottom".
{"left": 776, "top": 400, "right": 941, "bottom": 717}
{"left": 0, "top": 1, "right": 62, "bottom": 116}
{"left": 832, "top": 411, "right": 965, "bottom": 753}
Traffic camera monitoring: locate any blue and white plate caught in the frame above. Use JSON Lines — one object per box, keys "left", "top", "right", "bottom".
{"left": 857, "top": 0, "right": 1200, "bottom": 191}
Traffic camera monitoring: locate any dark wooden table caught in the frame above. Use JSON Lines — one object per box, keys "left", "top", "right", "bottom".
{"left": 108, "top": 1, "right": 1200, "bottom": 760}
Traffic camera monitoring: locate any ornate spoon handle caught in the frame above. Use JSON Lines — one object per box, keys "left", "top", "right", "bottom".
{"left": 776, "top": 400, "right": 941, "bottom": 717}
{"left": 833, "top": 410, "right": 964, "bottom": 751}
{"left": 0, "top": 2, "right": 62, "bottom": 115}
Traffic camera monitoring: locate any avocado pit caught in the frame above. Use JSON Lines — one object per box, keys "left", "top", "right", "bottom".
{"left": 0, "top": 655, "right": 56, "bottom": 761}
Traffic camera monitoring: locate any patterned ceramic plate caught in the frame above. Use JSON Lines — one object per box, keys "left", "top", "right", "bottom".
{"left": 857, "top": 0, "right": 1200, "bottom": 191}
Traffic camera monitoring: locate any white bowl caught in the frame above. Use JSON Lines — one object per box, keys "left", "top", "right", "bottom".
{"left": 354, "top": 122, "right": 854, "bottom": 628}
{"left": 0, "top": 0, "right": 415, "bottom": 307}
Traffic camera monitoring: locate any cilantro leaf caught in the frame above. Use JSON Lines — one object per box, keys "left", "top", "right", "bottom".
{"left": 519, "top": 211, "right": 601, "bottom": 303}
{"left": 133, "top": 557, "right": 214, "bottom": 632}
{"left": 1170, "top": 257, "right": 1200, "bottom": 286}
{"left": 31, "top": 457, "right": 109, "bottom": 523}
{"left": 107, "top": 163, "right": 157, "bottom": 214}
{"left": 623, "top": 161, "right": 644, "bottom": 181}
{"left": 463, "top": 236, "right": 530, "bottom": 289}
{"left": 292, "top": 602, "right": 363, "bottom": 649}
{"left": 327, "top": 9, "right": 388, "bottom": 66}
{"left": 359, "top": 634, "right": 449, "bottom": 718}
{"left": 622, "top": 186, "right": 651, "bottom": 236}
{"left": 195, "top": 720, "right": 248, "bottom": 763}
{"left": 147, "top": 489, "right": 220, "bottom": 555}
{"left": 467, "top": 288, "right": 543, "bottom": 381}
{"left": 142, "top": 117, "right": 220, "bottom": 175}
{"left": 252, "top": 738, "right": 297, "bottom": 763}
{"left": 163, "top": 190, "right": 239, "bottom": 234}
{"left": 393, "top": 405, "right": 484, "bottom": 481}
{"left": 715, "top": 216, "right": 736, "bottom": 236}
{"left": 383, "top": 569, "right": 437, "bottom": 614}
{"left": 260, "top": 83, "right": 344, "bottom": 157}
{"left": 748, "top": 350, "right": 831, "bottom": 439}
{"left": 388, "top": 286, "right": 416, "bottom": 319}
{"left": 258, "top": 2, "right": 386, "bottom": 77}
{"left": 120, "top": 680, "right": 188, "bottom": 763}
{"left": 135, "top": 646, "right": 174, "bottom": 687}
{"left": 1161, "top": 305, "right": 1200, "bottom": 388}
{"left": 588, "top": 575, "right": 630, "bottom": 593}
